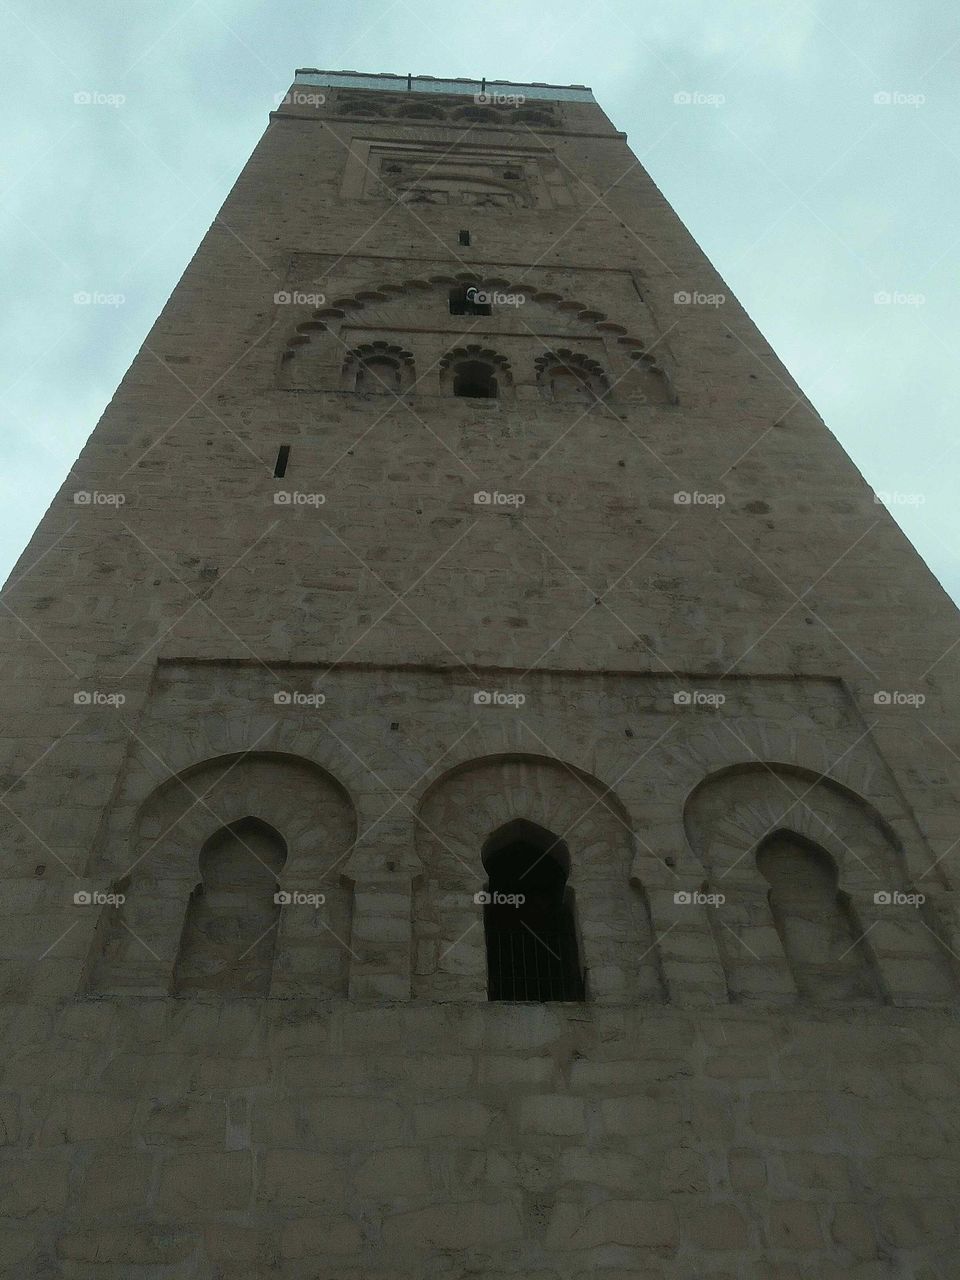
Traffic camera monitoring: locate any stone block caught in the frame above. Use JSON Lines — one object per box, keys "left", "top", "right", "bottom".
{"left": 158, "top": 1151, "right": 252, "bottom": 1213}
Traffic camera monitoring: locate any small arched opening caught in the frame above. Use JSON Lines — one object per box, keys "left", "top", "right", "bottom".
{"left": 453, "top": 359, "right": 498, "bottom": 399}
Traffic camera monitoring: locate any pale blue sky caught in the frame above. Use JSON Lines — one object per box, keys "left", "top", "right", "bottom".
{"left": 2, "top": 0, "right": 959, "bottom": 601}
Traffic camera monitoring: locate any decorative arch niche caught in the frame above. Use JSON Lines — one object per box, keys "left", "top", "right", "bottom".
{"left": 413, "top": 753, "right": 666, "bottom": 1004}
{"left": 683, "top": 764, "right": 956, "bottom": 1006}
{"left": 342, "top": 340, "right": 416, "bottom": 394}
{"left": 534, "top": 349, "right": 609, "bottom": 405}
{"left": 172, "top": 817, "right": 287, "bottom": 997}
{"left": 439, "top": 344, "right": 512, "bottom": 400}
{"left": 83, "top": 752, "right": 357, "bottom": 999}
{"left": 277, "top": 273, "right": 677, "bottom": 401}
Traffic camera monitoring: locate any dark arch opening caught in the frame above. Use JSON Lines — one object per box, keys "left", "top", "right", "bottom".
{"left": 453, "top": 359, "right": 498, "bottom": 399}
{"left": 481, "top": 820, "right": 583, "bottom": 1002}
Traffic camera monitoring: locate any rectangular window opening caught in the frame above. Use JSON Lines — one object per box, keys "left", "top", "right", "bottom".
{"left": 458, "top": 229, "right": 470, "bottom": 246}
{"left": 274, "top": 445, "right": 291, "bottom": 478}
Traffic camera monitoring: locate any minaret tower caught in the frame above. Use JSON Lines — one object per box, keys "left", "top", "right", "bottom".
{"left": 1, "top": 70, "right": 958, "bottom": 1274}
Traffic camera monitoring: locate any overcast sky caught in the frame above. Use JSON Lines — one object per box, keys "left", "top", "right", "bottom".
{"left": 2, "top": 0, "right": 958, "bottom": 603}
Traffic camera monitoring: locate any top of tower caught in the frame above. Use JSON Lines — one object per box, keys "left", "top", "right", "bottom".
{"left": 293, "top": 69, "right": 595, "bottom": 103}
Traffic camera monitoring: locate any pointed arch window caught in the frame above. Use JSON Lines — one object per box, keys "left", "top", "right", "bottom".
{"left": 482, "top": 821, "right": 584, "bottom": 1002}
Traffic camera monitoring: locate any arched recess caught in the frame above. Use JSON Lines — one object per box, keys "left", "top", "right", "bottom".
{"left": 621, "top": 346, "right": 675, "bottom": 405}
{"left": 534, "top": 350, "right": 609, "bottom": 405}
{"left": 342, "top": 340, "right": 416, "bottom": 394}
{"left": 83, "top": 752, "right": 357, "bottom": 999}
{"left": 413, "top": 753, "right": 666, "bottom": 1004}
{"left": 756, "top": 829, "right": 882, "bottom": 1004}
{"left": 683, "top": 764, "right": 956, "bottom": 1006}
{"left": 172, "top": 817, "right": 287, "bottom": 996}
{"left": 439, "top": 344, "right": 512, "bottom": 399}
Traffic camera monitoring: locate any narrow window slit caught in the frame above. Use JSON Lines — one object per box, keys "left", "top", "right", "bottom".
{"left": 274, "top": 445, "right": 290, "bottom": 478}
